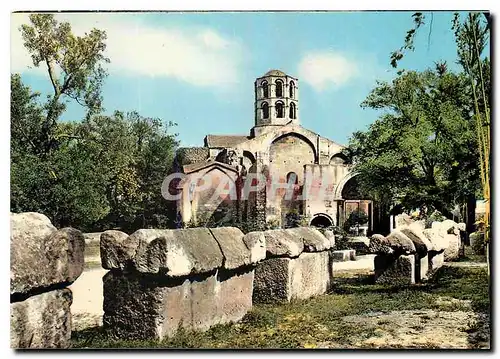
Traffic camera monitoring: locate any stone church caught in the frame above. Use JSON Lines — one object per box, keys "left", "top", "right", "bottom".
{"left": 172, "top": 69, "right": 375, "bottom": 233}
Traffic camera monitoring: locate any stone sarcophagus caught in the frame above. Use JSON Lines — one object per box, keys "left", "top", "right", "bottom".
{"left": 101, "top": 227, "right": 266, "bottom": 340}
{"left": 10, "top": 212, "right": 85, "bottom": 349}
{"left": 252, "top": 227, "right": 336, "bottom": 303}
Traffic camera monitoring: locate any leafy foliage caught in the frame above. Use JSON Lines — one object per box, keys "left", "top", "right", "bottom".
{"left": 12, "top": 15, "right": 179, "bottom": 232}
{"left": 345, "top": 67, "right": 481, "bottom": 218}
{"left": 19, "top": 14, "right": 109, "bottom": 155}
{"left": 343, "top": 209, "right": 369, "bottom": 233}
{"left": 11, "top": 75, "right": 178, "bottom": 232}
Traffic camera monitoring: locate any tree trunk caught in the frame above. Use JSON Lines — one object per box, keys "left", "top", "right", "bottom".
{"left": 432, "top": 202, "right": 456, "bottom": 221}
{"left": 466, "top": 194, "right": 476, "bottom": 233}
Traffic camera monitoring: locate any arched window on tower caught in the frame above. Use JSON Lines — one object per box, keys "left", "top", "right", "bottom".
{"left": 275, "top": 80, "right": 283, "bottom": 97}
{"left": 289, "top": 80, "right": 295, "bottom": 98}
{"left": 289, "top": 102, "right": 296, "bottom": 119}
{"left": 286, "top": 172, "right": 299, "bottom": 185}
{"left": 275, "top": 101, "right": 284, "bottom": 118}
{"left": 262, "top": 102, "right": 269, "bottom": 119}
{"left": 261, "top": 81, "right": 269, "bottom": 98}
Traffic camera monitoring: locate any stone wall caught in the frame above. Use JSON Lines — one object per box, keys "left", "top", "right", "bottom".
{"left": 100, "top": 227, "right": 266, "bottom": 340}
{"left": 253, "top": 227, "right": 335, "bottom": 303}
{"left": 10, "top": 212, "right": 85, "bottom": 349}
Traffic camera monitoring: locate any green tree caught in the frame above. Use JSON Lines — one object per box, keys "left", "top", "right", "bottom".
{"left": 389, "top": 11, "right": 490, "bottom": 271}
{"left": 345, "top": 66, "right": 480, "bottom": 220}
{"left": 19, "top": 13, "right": 109, "bottom": 155}
{"left": 11, "top": 75, "right": 178, "bottom": 231}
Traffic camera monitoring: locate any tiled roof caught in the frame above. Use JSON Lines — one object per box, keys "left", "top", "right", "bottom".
{"left": 174, "top": 147, "right": 210, "bottom": 166}
{"left": 204, "top": 135, "right": 250, "bottom": 148}
{"left": 183, "top": 160, "right": 239, "bottom": 174}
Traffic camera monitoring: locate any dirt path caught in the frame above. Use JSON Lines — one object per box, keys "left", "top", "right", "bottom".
{"left": 69, "top": 268, "right": 108, "bottom": 331}
{"left": 330, "top": 308, "right": 490, "bottom": 349}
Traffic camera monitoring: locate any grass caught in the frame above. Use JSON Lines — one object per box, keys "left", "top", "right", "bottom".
{"left": 71, "top": 264, "right": 489, "bottom": 349}
{"left": 84, "top": 244, "right": 101, "bottom": 258}
{"left": 453, "top": 246, "right": 487, "bottom": 263}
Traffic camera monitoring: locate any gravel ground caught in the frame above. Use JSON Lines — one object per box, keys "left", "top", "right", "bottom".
{"left": 337, "top": 307, "right": 490, "bottom": 349}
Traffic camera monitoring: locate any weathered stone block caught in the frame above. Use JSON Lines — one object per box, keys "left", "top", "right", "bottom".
{"left": 253, "top": 251, "right": 331, "bottom": 303}
{"left": 10, "top": 289, "right": 72, "bottom": 349}
{"left": 374, "top": 254, "right": 415, "bottom": 285}
{"left": 428, "top": 251, "right": 445, "bottom": 271}
{"left": 395, "top": 213, "right": 412, "bottom": 229}
{"left": 400, "top": 227, "right": 432, "bottom": 256}
{"left": 209, "top": 227, "right": 251, "bottom": 270}
{"left": 289, "top": 251, "right": 330, "bottom": 300}
{"left": 286, "top": 227, "right": 331, "bottom": 252}
{"left": 103, "top": 268, "right": 254, "bottom": 340}
{"left": 444, "top": 234, "right": 460, "bottom": 261}
{"left": 369, "top": 234, "right": 394, "bottom": 254}
{"left": 433, "top": 220, "right": 459, "bottom": 235}
{"left": 323, "top": 229, "right": 336, "bottom": 248}
{"left": 216, "top": 269, "right": 254, "bottom": 324}
{"left": 422, "top": 228, "right": 448, "bottom": 252}
{"left": 415, "top": 254, "right": 429, "bottom": 282}
{"left": 385, "top": 230, "right": 416, "bottom": 254}
{"left": 11, "top": 212, "right": 85, "bottom": 296}
{"left": 100, "top": 230, "right": 134, "bottom": 270}
{"left": 331, "top": 249, "right": 355, "bottom": 262}
{"left": 253, "top": 257, "right": 292, "bottom": 303}
{"left": 243, "top": 231, "right": 266, "bottom": 264}
{"left": 131, "top": 228, "right": 224, "bottom": 276}
{"left": 263, "top": 229, "right": 304, "bottom": 258}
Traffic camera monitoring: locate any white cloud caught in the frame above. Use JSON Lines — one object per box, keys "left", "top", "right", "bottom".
{"left": 297, "top": 51, "right": 360, "bottom": 91}
{"left": 11, "top": 13, "right": 246, "bottom": 89}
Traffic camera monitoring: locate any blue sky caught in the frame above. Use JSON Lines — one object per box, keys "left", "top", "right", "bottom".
{"left": 12, "top": 11, "right": 470, "bottom": 147}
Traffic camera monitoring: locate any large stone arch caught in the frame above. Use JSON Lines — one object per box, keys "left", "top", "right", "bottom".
{"left": 333, "top": 171, "right": 359, "bottom": 200}
{"left": 329, "top": 152, "right": 348, "bottom": 165}
{"left": 269, "top": 132, "right": 318, "bottom": 164}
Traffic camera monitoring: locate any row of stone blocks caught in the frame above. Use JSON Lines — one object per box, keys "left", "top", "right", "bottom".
{"left": 100, "top": 226, "right": 337, "bottom": 340}
{"left": 372, "top": 219, "right": 463, "bottom": 284}
{"left": 10, "top": 213, "right": 85, "bottom": 349}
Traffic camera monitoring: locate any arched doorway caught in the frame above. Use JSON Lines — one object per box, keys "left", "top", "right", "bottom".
{"left": 310, "top": 213, "right": 333, "bottom": 228}
{"left": 340, "top": 176, "right": 372, "bottom": 236}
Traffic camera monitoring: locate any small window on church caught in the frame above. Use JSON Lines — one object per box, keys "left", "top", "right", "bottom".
{"left": 276, "top": 101, "right": 284, "bottom": 118}
{"left": 261, "top": 81, "right": 269, "bottom": 98}
{"left": 289, "top": 81, "right": 295, "bottom": 98}
{"left": 262, "top": 102, "right": 269, "bottom": 119}
{"left": 289, "top": 102, "right": 296, "bottom": 119}
{"left": 275, "top": 80, "right": 283, "bottom": 97}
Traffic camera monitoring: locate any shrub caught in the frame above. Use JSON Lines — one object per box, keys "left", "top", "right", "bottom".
{"left": 318, "top": 225, "right": 351, "bottom": 250}
{"left": 284, "top": 210, "right": 309, "bottom": 228}
{"left": 343, "top": 209, "right": 369, "bottom": 234}
{"left": 470, "top": 231, "right": 486, "bottom": 255}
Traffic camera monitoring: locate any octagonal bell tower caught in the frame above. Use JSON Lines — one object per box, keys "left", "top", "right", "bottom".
{"left": 253, "top": 69, "right": 299, "bottom": 136}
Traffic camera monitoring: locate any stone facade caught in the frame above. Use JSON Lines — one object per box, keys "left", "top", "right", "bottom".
{"left": 173, "top": 69, "right": 371, "bottom": 231}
